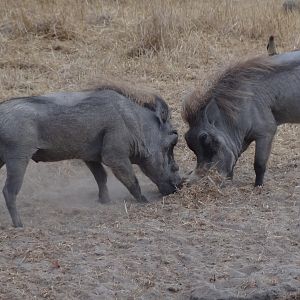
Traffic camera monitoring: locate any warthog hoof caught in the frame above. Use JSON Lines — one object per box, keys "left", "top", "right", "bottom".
{"left": 13, "top": 218, "right": 23, "bottom": 228}
{"left": 98, "top": 194, "right": 111, "bottom": 204}
{"left": 254, "top": 185, "right": 263, "bottom": 195}
{"left": 138, "top": 195, "right": 148, "bottom": 203}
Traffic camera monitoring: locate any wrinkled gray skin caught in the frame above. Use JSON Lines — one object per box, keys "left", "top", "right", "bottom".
{"left": 185, "top": 51, "right": 300, "bottom": 187}
{"left": 0, "top": 90, "right": 181, "bottom": 227}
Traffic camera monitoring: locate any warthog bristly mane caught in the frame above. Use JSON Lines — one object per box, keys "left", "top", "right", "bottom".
{"left": 91, "top": 79, "right": 168, "bottom": 116}
{"left": 182, "top": 55, "right": 300, "bottom": 125}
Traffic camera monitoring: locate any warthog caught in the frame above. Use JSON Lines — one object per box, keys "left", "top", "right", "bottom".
{"left": 183, "top": 51, "right": 300, "bottom": 187}
{"left": 282, "top": 0, "right": 300, "bottom": 12}
{"left": 0, "top": 81, "right": 181, "bottom": 227}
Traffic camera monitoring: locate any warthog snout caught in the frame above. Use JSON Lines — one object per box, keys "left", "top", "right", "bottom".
{"left": 158, "top": 175, "right": 182, "bottom": 196}
{"left": 158, "top": 183, "right": 177, "bottom": 196}
{"left": 181, "top": 167, "right": 208, "bottom": 185}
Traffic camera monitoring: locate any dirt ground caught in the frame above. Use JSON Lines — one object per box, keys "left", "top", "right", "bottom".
{"left": 0, "top": 1, "right": 300, "bottom": 299}
{"left": 0, "top": 131, "right": 299, "bottom": 300}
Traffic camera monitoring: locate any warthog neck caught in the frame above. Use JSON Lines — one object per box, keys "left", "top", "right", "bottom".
{"left": 129, "top": 107, "right": 158, "bottom": 164}
{"left": 221, "top": 121, "right": 245, "bottom": 159}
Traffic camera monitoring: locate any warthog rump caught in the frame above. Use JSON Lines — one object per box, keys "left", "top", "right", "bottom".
{"left": 0, "top": 81, "right": 181, "bottom": 227}
{"left": 183, "top": 51, "right": 300, "bottom": 186}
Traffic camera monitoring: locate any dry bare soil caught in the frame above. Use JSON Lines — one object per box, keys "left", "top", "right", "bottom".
{"left": 0, "top": 1, "right": 299, "bottom": 299}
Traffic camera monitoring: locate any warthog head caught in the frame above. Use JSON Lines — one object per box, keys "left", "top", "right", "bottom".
{"left": 184, "top": 100, "right": 237, "bottom": 179}
{"left": 139, "top": 113, "right": 182, "bottom": 196}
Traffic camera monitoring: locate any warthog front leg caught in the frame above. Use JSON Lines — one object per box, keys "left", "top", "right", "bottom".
{"left": 254, "top": 136, "right": 274, "bottom": 187}
{"left": 3, "top": 158, "right": 29, "bottom": 227}
{"left": 85, "top": 161, "right": 111, "bottom": 203}
{"left": 103, "top": 155, "right": 147, "bottom": 203}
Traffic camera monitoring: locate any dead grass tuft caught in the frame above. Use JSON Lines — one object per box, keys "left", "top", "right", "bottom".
{"left": 169, "top": 169, "right": 229, "bottom": 209}
{"left": 0, "top": 0, "right": 90, "bottom": 41}
{"left": 12, "top": 12, "right": 78, "bottom": 40}
{"left": 127, "top": 1, "right": 185, "bottom": 57}
{"left": 0, "top": 60, "right": 48, "bottom": 72}
{"left": 126, "top": 0, "right": 300, "bottom": 61}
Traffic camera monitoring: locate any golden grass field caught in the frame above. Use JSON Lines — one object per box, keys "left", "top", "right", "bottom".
{"left": 0, "top": 0, "right": 299, "bottom": 299}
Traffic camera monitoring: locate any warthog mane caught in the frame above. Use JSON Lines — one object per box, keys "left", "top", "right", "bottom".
{"left": 91, "top": 79, "right": 165, "bottom": 113}
{"left": 182, "top": 55, "right": 300, "bottom": 125}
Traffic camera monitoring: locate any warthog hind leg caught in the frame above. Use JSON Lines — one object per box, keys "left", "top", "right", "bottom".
{"left": 85, "top": 161, "right": 111, "bottom": 203}
{"left": 3, "top": 158, "right": 29, "bottom": 227}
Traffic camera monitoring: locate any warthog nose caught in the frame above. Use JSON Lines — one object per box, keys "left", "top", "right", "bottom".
{"left": 175, "top": 181, "right": 183, "bottom": 190}
{"left": 173, "top": 177, "right": 183, "bottom": 190}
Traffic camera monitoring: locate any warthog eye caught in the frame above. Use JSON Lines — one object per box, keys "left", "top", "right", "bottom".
{"left": 197, "top": 132, "right": 220, "bottom": 161}
{"left": 165, "top": 129, "right": 178, "bottom": 149}
{"left": 199, "top": 133, "right": 208, "bottom": 143}
{"left": 199, "top": 132, "right": 219, "bottom": 148}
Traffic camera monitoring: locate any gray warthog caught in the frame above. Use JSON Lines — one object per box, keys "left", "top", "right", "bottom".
{"left": 282, "top": 0, "right": 300, "bottom": 12}
{"left": 0, "top": 81, "right": 181, "bottom": 227}
{"left": 183, "top": 51, "right": 300, "bottom": 187}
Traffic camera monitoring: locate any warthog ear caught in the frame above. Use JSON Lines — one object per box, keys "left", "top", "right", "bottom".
{"left": 165, "top": 129, "right": 178, "bottom": 147}
{"left": 205, "top": 98, "right": 221, "bottom": 125}
{"left": 144, "top": 96, "right": 169, "bottom": 124}
{"left": 155, "top": 97, "right": 169, "bottom": 124}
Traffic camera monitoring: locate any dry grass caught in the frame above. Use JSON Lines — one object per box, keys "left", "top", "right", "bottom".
{"left": 126, "top": 0, "right": 300, "bottom": 60}
{"left": 0, "top": 0, "right": 298, "bottom": 104}
{"left": 0, "top": 0, "right": 299, "bottom": 100}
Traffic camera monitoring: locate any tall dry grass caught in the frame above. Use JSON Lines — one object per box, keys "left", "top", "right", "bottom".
{"left": 0, "top": 0, "right": 300, "bottom": 99}
{"left": 126, "top": 0, "right": 300, "bottom": 57}
{"left": 1, "top": 1, "right": 299, "bottom": 50}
